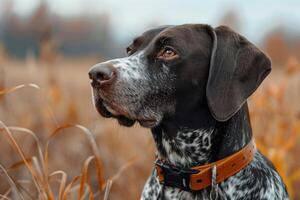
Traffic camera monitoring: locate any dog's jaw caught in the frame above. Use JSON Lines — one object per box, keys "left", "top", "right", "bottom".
{"left": 92, "top": 86, "right": 165, "bottom": 128}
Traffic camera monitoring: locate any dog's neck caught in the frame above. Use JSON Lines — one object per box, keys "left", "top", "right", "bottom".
{"left": 151, "top": 104, "right": 252, "bottom": 168}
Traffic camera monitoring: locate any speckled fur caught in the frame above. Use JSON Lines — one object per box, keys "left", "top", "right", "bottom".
{"left": 156, "top": 127, "right": 214, "bottom": 168}
{"left": 141, "top": 127, "right": 289, "bottom": 200}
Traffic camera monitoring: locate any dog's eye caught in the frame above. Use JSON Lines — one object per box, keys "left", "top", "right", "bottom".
{"left": 157, "top": 46, "right": 178, "bottom": 60}
{"left": 126, "top": 47, "right": 133, "bottom": 55}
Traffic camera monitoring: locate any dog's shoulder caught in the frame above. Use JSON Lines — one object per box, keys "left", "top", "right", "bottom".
{"left": 219, "top": 151, "right": 289, "bottom": 200}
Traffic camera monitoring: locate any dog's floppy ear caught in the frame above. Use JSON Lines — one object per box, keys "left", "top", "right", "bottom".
{"left": 206, "top": 25, "right": 271, "bottom": 121}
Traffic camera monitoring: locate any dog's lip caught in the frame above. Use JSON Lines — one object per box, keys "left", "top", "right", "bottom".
{"left": 102, "top": 100, "right": 128, "bottom": 117}
{"left": 103, "top": 102, "right": 121, "bottom": 116}
{"left": 94, "top": 92, "right": 159, "bottom": 128}
{"left": 137, "top": 119, "right": 159, "bottom": 128}
{"left": 102, "top": 100, "right": 158, "bottom": 128}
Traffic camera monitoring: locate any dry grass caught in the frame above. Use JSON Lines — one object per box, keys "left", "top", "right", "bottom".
{"left": 0, "top": 56, "right": 300, "bottom": 199}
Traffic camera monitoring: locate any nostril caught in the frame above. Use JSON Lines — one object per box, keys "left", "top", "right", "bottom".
{"left": 96, "top": 71, "right": 114, "bottom": 82}
{"left": 89, "top": 63, "right": 117, "bottom": 85}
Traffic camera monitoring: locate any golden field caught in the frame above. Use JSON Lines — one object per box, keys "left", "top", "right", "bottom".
{"left": 0, "top": 55, "right": 300, "bottom": 200}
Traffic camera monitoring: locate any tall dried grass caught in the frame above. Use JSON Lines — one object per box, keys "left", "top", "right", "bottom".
{"left": 0, "top": 56, "right": 299, "bottom": 199}
{"left": 0, "top": 85, "right": 108, "bottom": 199}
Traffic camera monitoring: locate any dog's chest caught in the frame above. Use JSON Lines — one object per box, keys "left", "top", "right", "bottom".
{"left": 142, "top": 126, "right": 289, "bottom": 200}
{"left": 141, "top": 152, "right": 289, "bottom": 200}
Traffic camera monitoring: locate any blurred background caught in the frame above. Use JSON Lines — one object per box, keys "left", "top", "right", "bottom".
{"left": 0, "top": 0, "right": 300, "bottom": 199}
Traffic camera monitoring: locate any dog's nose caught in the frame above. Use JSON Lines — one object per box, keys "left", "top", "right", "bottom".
{"left": 89, "top": 63, "right": 117, "bottom": 85}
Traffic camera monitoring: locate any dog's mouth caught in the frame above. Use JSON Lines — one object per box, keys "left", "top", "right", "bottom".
{"left": 94, "top": 96, "right": 159, "bottom": 128}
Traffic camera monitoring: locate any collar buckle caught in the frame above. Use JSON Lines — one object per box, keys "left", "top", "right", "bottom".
{"left": 155, "top": 159, "right": 198, "bottom": 191}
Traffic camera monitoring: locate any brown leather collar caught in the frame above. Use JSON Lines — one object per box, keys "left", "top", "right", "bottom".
{"left": 155, "top": 139, "right": 256, "bottom": 191}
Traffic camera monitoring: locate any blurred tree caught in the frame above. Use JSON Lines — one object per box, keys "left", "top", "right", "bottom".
{"left": 1, "top": 0, "right": 39, "bottom": 58}
{"left": 264, "top": 30, "right": 288, "bottom": 65}
{"left": 263, "top": 26, "right": 300, "bottom": 66}
{"left": 219, "top": 9, "right": 241, "bottom": 31}
{"left": 28, "top": 0, "right": 56, "bottom": 62}
{"left": 0, "top": 0, "right": 118, "bottom": 59}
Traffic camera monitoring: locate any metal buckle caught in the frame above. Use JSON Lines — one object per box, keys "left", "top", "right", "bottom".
{"left": 155, "top": 160, "right": 198, "bottom": 191}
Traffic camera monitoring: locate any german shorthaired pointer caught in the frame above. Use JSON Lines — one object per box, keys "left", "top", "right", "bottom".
{"left": 89, "top": 24, "right": 289, "bottom": 199}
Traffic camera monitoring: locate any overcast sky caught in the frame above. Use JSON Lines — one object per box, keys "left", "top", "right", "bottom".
{"left": 1, "top": 0, "right": 300, "bottom": 43}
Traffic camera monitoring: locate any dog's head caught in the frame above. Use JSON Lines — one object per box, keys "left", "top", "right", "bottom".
{"left": 89, "top": 24, "right": 271, "bottom": 128}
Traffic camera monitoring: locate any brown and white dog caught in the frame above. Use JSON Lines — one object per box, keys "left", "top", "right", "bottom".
{"left": 89, "top": 24, "right": 289, "bottom": 200}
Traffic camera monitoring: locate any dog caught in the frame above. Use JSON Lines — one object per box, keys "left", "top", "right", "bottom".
{"left": 88, "top": 24, "right": 289, "bottom": 200}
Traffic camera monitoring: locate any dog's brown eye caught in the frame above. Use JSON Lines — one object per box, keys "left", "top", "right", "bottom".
{"left": 126, "top": 47, "right": 133, "bottom": 55}
{"left": 158, "top": 47, "right": 178, "bottom": 60}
